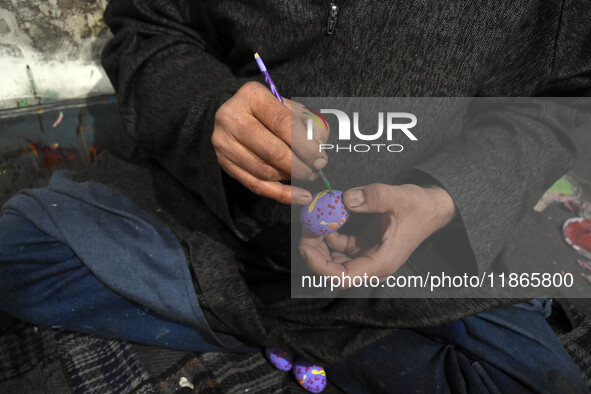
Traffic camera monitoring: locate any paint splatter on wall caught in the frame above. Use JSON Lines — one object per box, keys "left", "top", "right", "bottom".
{"left": 0, "top": 0, "right": 114, "bottom": 109}
{"left": 0, "top": 97, "right": 134, "bottom": 207}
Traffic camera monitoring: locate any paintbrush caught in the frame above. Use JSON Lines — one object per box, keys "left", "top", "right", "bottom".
{"left": 254, "top": 52, "right": 333, "bottom": 193}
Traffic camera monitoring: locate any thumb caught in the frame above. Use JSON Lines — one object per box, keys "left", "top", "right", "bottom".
{"left": 342, "top": 183, "right": 396, "bottom": 213}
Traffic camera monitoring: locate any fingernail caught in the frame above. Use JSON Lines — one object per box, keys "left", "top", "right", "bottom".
{"left": 344, "top": 189, "right": 365, "bottom": 208}
{"left": 313, "top": 157, "right": 327, "bottom": 170}
{"left": 295, "top": 192, "right": 312, "bottom": 204}
{"left": 308, "top": 172, "right": 318, "bottom": 181}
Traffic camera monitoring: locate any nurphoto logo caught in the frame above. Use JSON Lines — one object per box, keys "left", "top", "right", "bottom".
{"left": 305, "top": 109, "right": 418, "bottom": 153}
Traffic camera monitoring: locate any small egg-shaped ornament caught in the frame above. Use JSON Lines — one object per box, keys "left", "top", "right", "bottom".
{"left": 265, "top": 348, "right": 294, "bottom": 371}
{"left": 293, "top": 359, "right": 327, "bottom": 393}
{"left": 300, "top": 190, "right": 349, "bottom": 236}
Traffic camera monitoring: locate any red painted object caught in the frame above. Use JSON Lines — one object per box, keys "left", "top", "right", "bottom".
{"left": 563, "top": 218, "right": 591, "bottom": 260}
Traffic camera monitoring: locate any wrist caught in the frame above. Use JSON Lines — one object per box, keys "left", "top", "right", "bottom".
{"left": 423, "top": 185, "right": 457, "bottom": 231}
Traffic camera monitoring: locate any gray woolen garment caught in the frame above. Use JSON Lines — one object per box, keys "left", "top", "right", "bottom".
{"left": 71, "top": 0, "right": 591, "bottom": 363}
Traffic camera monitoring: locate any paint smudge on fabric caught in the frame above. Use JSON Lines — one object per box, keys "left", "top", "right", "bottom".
{"left": 155, "top": 329, "right": 170, "bottom": 340}
{"left": 19, "top": 143, "right": 75, "bottom": 169}
{"left": 549, "top": 178, "right": 577, "bottom": 196}
{"left": 534, "top": 176, "right": 586, "bottom": 213}
{"left": 179, "top": 377, "right": 194, "bottom": 389}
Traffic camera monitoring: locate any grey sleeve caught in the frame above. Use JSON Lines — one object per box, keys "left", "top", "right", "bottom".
{"left": 413, "top": 0, "right": 591, "bottom": 270}
{"left": 101, "top": 0, "right": 244, "bottom": 229}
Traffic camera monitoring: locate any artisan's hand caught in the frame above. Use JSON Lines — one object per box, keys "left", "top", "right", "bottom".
{"left": 212, "top": 82, "right": 329, "bottom": 205}
{"left": 300, "top": 184, "right": 456, "bottom": 286}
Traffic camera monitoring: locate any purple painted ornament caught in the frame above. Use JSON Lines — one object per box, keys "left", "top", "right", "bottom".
{"left": 266, "top": 348, "right": 294, "bottom": 371}
{"left": 293, "top": 358, "right": 327, "bottom": 393}
{"left": 300, "top": 190, "right": 349, "bottom": 236}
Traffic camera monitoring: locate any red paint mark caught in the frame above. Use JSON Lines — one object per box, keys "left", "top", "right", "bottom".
{"left": 564, "top": 218, "right": 591, "bottom": 259}
{"left": 21, "top": 143, "right": 75, "bottom": 168}
{"left": 90, "top": 147, "right": 98, "bottom": 160}
{"left": 470, "top": 164, "right": 475, "bottom": 169}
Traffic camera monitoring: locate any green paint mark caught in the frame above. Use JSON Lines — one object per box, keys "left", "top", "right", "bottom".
{"left": 16, "top": 99, "right": 30, "bottom": 107}
{"left": 318, "top": 169, "right": 333, "bottom": 195}
{"left": 43, "top": 90, "right": 59, "bottom": 101}
{"left": 155, "top": 329, "right": 170, "bottom": 339}
{"left": 549, "top": 178, "right": 574, "bottom": 196}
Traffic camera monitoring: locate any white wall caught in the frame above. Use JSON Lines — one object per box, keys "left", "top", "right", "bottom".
{"left": 0, "top": 0, "right": 114, "bottom": 110}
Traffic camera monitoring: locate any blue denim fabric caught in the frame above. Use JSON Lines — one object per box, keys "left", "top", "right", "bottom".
{"left": 327, "top": 298, "right": 589, "bottom": 393}
{"left": 0, "top": 170, "right": 249, "bottom": 351}
{"left": 0, "top": 213, "right": 253, "bottom": 353}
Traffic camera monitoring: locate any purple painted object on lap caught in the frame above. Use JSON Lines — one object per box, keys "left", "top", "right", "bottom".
{"left": 293, "top": 358, "right": 327, "bottom": 393}
{"left": 266, "top": 348, "right": 294, "bottom": 371}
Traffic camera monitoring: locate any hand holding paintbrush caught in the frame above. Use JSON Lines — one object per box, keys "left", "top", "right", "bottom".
{"left": 211, "top": 54, "right": 330, "bottom": 204}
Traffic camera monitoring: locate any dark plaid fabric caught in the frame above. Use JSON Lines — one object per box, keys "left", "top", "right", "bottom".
{"left": 0, "top": 315, "right": 344, "bottom": 394}
{"left": 0, "top": 319, "right": 148, "bottom": 394}
{"left": 560, "top": 317, "right": 591, "bottom": 388}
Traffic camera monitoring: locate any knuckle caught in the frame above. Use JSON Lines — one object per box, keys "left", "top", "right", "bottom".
{"left": 213, "top": 149, "right": 224, "bottom": 163}
{"left": 257, "top": 164, "right": 277, "bottom": 180}
{"left": 279, "top": 188, "right": 291, "bottom": 204}
{"left": 242, "top": 80, "right": 261, "bottom": 92}
{"left": 368, "top": 184, "right": 385, "bottom": 209}
{"left": 217, "top": 155, "right": 232, "bottom": 173}
{"left": 291, "top": 163, "right": 314, "bottom": 181}
{"left": 270, "top": 109, "right": 291, "bottom": 135}
{"left": 241, "top": 81, "right": 265, "bottom": 100}
{"left": 215, "top": 103, "right": 232, "bottom": 124}
{"left": 302, "top": 167, "right": 315, "bottom": 180}
{"left": 211, "top": 130, "right": 222, "bottom": 148}
{"left": 264, "top": 138, "right": 288, "bottom": 163}
{"left": 248, "top": 179, "right": 264, "bottom": 196}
